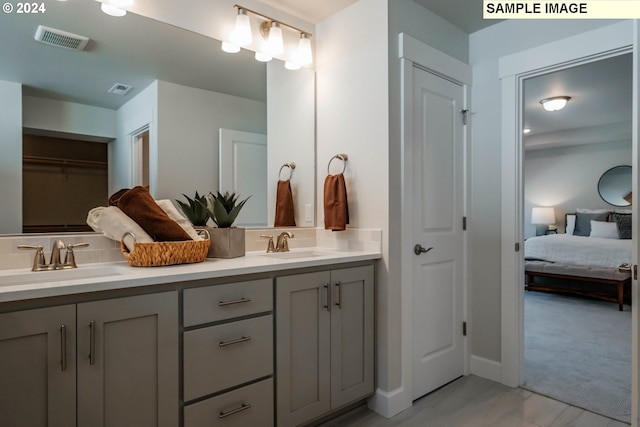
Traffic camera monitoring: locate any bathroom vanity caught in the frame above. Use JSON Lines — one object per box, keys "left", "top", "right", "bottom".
{"left": 0, "top": 243, "right": 379, "bottom": 427}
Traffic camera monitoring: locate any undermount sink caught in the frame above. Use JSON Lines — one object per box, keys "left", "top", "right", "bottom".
{"left": 0, "top": 265, "right": 129, "bottom": 287}
{"left": 260, "top": 250, "right": 331, "bottom": 260}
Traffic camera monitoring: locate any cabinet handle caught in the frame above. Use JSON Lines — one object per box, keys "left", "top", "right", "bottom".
{"left": 335, "top": 281, "right": 342, "bottom": 309}
{"left": 323, "top": 284, "right": 331, "bottom": 312}
{"left": 218, "top": 297, "right": 251, "bottom": 307}
{"left": 60, "top": 324, "right": 67, "bottom": 372}
{"left": 89, "top": 320, "right": 96, "bottom": 365}
{"left": 219, "top": 336, "right": 252, "bottom": 347}
{"left": 218, "top": 403, "right": 252, "bottom": 419}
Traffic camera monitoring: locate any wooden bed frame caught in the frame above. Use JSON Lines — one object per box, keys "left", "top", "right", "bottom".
{"left": 525, "top": 261, "right": 631, "bottom": 311}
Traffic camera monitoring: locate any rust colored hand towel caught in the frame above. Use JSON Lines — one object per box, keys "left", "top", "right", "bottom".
{"left": 274, "top": 180, "right": 296, "bottom": 227}
{"left": 323, "top": 173, "right": 349, "bottom": 231}
{"left": 117, "top": 186, "right": 193, "bottom": 242}
{"left": 108, "top": 188, "right": 129, "bottom": 206}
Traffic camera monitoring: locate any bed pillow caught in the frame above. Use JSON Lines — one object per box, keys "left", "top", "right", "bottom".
{"left": 573, "top": 212, "right": 608, "bottom": 236}
{"left": 565, "top": 214, "right": 576, "bottom": 235}
{"left": 576, "top": 208, "right": 611, "bottom": 214}
{"left": 611, "top": 213, "right": 632, "bottom": 239}
{"left": 589, "top": 220, "right": 619, "bottom": 239}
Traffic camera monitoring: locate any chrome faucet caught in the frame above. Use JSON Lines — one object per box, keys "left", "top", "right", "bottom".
{"left": 275, "top": 232, "right": 294, "bottom": 252}
{"left": 18, "top": 240, "right": 89, "bottom": 271}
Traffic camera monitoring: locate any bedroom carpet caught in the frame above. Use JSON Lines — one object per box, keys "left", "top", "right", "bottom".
{"left": 523, "top": 291, "right": 631, "bottom": 424}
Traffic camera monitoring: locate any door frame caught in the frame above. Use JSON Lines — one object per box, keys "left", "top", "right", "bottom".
{"left": 499, "top": 20, "right": 636, "bottom": 419}
{"left": 399, "top": 33, "right": 472, "bottom": 410}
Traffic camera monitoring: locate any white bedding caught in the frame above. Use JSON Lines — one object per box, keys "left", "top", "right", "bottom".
{"left": 524, "top": 234, "right": 632, "bottom": 269}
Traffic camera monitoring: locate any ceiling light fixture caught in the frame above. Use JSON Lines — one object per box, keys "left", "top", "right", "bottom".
{"left": 540, "top": 96, "right": 571, "bottom": 112}
{"left": 96, "top": 0, "right": 133, "bottom": 17}
{"left": 222, "top": 4, "right": 313, "bottom": 70}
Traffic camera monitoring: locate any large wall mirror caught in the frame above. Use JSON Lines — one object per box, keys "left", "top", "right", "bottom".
{"left": 0, "top": 0, "right": 315, "bottom": 234}
{"left": 598, "top": 165, "right": 632, "bottom": 207}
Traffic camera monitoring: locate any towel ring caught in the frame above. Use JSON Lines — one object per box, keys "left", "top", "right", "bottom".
{"left": 327, "top": 154, "right": 348, "bottom": 174}
{"left": 278, "top": 162, "right": 296, "bottom": 180}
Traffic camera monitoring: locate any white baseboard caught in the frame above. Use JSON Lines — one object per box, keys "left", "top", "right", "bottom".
{"left": 470, "top": 355, "right": 502, "bottom": 383}
{"left": 367, "top": 387, "right": 408, "bottom": 419}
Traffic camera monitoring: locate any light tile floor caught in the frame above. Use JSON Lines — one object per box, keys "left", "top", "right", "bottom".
{"left": 320, "top": 376, "right": 629, "bottom": 427}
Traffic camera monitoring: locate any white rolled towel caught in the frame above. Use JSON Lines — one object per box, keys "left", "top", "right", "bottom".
{"left": 87, "top": 206, "right": 153, "bottom": 251}
{"left": 156, "top": 199, "right": 203, "bottom": 241}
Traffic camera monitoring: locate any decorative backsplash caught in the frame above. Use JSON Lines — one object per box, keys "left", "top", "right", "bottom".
{"left": 0, "top": 228, "right": 382, "bottom": 271}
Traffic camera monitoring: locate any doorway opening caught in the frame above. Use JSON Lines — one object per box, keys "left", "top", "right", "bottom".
{"left": 22, "top": 132, "right": 108, "bottom": 233}
{"left": 519, "top": 52, "right": 632, "bottom": 423}
{"left": 131, "top": 126, "right": 150, "bottom": 188}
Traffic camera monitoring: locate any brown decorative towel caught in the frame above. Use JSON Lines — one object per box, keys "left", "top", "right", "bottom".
{"left": 324, "top": 173, "right": 349, "bottom": 231}
{"left": 108, "top": 188, "right": 129, "bottom": 206}
{"left": 116, "top": 186, "right": 193, "bottom": 242}
{"left": 274, "top": 180, "right": 296, "bottom": 227}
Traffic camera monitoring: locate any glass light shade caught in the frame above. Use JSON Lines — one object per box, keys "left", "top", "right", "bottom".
{"left": 296, "top": 35, "right": 313, "bottom": 66}
{"left": 540, "top": 96, "right": 570, "bottom": 112}
{"left": 531, "top": 207, "right": 555, "bottom": 225}
{"left": 255, "top": 51, "right": 273, "bottom": 62}
{"left": 285, "top": 61, "right": 301, "bottom": 70}
{"left": 221, "top": 40, "right": 240, "bottom": 53}
{"left": 100, "top": 3, "right": 126, "bottom": 16}
{"left": 232, "top": 9, "right": 252, "bottom": 46}
{"left": 267, "top": 22, "right": 284, "bottom": 55}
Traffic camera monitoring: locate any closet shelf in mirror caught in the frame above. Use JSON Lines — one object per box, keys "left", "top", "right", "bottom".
{"left": 22, "top": 156, "right": 107, "bottom": 169}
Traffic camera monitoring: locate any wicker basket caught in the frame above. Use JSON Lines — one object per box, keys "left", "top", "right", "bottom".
{"left": 120, "top": 230, "right": 210, "bottom": 267}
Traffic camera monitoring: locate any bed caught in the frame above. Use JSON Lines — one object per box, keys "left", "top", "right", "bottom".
{"left": 524, "top": 212, "right": 632, "bottom": 310}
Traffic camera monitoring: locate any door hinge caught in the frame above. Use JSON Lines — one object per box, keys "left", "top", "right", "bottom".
{"left": 462, "top": 321, "right": 467, "bottom": 336}
{"left": 634, "top": 264, "right": 638, "bottom": 280}
{"left": 515, "top": 242, "right": 520, "bottom": 252}
{"left": 462, "top": 216, "right": 467, "bottom": 231}
{"left": 460, "top": 109, "right": 469, "bottom": 125}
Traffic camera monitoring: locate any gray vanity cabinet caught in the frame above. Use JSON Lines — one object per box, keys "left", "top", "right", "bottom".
{"left": 77, "top": 291, "right": 179, "bottom": 427}
{"left": 0, "top": 292, "right": 178, "bottom": 427}
{"left": 276, "top": 265, "right": 374, "bottom": 427}
{"left": 0, "top": 305, "right": 76, "bottom": 427}
{"left": 183, "top": 279, "right": 274, "bottom": 427}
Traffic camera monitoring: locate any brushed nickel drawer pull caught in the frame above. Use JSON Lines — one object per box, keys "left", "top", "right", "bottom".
{"left": 219, "top": 336, "right": 252, "bottom": 347}
{"left": 218, "top": 297, "right": 252, "bottom": 307}
{"left": 60, "top": 324, "right": 67, "bottom": 372}
{"left": 335, "top": 281, "right": 342, "bottom": 308}
{"left": 219, "top": 403, "right": 252, "bottom": 419}
{"left": 323, "top": 284, "right": 331, "bottom": 312}
{"left": 89, "top": 320, "right": 96, "bottom": 365}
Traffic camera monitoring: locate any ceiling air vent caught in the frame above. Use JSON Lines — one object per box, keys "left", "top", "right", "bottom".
{"left": 108, "top": 83, "right": 133, "bottom": 96}
{"left": 34, "top": 25, "right": 89, "bottom": 51}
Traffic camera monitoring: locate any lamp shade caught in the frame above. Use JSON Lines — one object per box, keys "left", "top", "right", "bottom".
{"left": 531, "top": 207, "right": 555, "bottom": 225}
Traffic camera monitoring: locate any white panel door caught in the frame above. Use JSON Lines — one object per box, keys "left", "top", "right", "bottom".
{"left": 412, "top": 66, "right": 465, "bottom": 400}
{"left": 219, "top": 129, "right": 267, "bottom": 227}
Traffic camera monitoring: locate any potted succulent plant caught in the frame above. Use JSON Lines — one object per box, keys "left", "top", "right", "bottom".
{"left": 175, "top": 192, "right": 209, "bottom": 227}
{"left": 201, "top": 191, "right": 251, "bottom": 258}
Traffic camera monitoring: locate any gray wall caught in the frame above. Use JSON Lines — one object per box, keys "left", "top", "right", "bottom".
{"left": 524, "top": 140, "right": 632, "bottom": 238}
{"left": 0, "top": 80, "right": 22, "bottom": 234}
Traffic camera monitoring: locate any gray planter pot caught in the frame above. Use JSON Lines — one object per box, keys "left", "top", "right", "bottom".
{"left": 200, "top": 226, "right": 245, "bottom": 258}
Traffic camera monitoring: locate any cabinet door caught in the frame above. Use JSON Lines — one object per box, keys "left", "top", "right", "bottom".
{"left": 77, "top": 292, "right": 179, "bottom": 427}
{"left": 0, "top": 305, "right": 76, "bottom": 427}
{"left": 276, "top": 271, "right": 331, "bottom": 427}
{"left": 330, "top": 265, "right": 375, "bottom": 409}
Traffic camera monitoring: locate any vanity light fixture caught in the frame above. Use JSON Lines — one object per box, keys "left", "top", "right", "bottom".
{"left": 96, "top": 0, "right": 133, "bottom": 17}
{"left": 540, "top": 96, "right": 571, "bottom": 112}
{"left": 222, "top": 4, "right": 313, "bottom": 70}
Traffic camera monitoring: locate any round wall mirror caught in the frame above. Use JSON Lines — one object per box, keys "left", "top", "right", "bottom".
{"left": 598, "top": 165, "right": 632, "bottom": 207}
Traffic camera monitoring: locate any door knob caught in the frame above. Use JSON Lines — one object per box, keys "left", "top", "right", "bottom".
{"left": 414, "top": 244, "right": 433, "bottom": 255}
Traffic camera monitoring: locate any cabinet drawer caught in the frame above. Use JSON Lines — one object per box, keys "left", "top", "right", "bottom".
{"left": 183, "top": 279, "right": 272, "bottom": 327}
{"left": 184, "top": 315, "right": 273, "bottom": 401}
{"left": 184, "top": 378, "right": 273, "bottom": 427}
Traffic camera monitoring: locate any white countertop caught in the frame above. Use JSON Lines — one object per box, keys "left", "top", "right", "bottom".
{"left": 0, "top": 248, "right": 381, "bottom": 303}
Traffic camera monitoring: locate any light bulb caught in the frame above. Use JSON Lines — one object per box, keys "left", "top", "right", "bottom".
{"left": 100, "top": 3, "right": 126, "bottom": 16}
{"left": 255, "top": 51, "right": 272, "bottom": 62}
{"left": 540, "top": 96, "right": 570, "bottom": 112}
{"left": 285, "top": 61, "right": 301, "bottom": 70}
